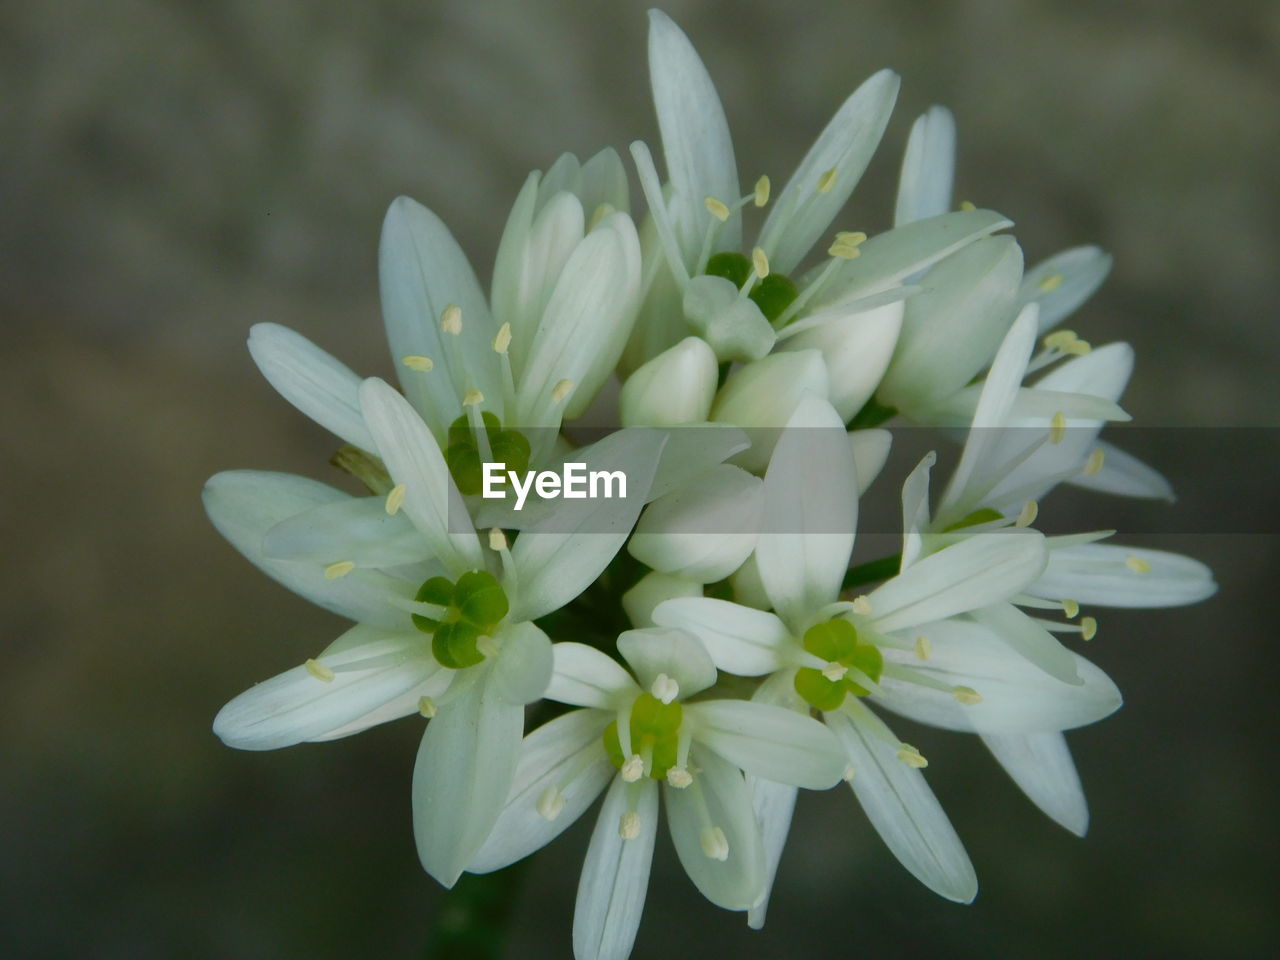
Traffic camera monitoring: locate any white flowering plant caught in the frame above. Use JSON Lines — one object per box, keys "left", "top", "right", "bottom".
{"left": 205, "top": 9, "right": 1216, "bottom": 959}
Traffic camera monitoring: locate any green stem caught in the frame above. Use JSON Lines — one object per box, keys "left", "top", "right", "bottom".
{"left": 425, "top": 861, "right": 528, "bottom": 960}
{"left": 842, "top": 553, "right": 901, "bottom": 592}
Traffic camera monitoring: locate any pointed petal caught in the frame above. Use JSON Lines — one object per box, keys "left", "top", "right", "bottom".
{"left": 982, "top": 731, "right": 1089, "bottom": 836}
{"left": 688, "top": 700, "right": 845, "bottom": 789}
{"left": 469, "top": 709, "right": 614, "bottom": 873}
{"left": 1019, "top": 246, "right": 1113, "bottom": 333}
{"left": 248, "top": 324, "right": 373, "bottom": 450}
{"left": 970, "top": 601, "right": 1082, "bottom": 684}
{"left": 746, "top": 777, "right": 798, "bottom": 929}
{"left": 899, "top": 452, "right": 936, "bottom": 569}
{"left": 492, "top": 620, "right": 553, "bottom": 705}
{"left": 547, "top": 643, "right": 640, "bottom": 710}
{"left": 850, "top": 428, "right": 893, "bottom": 495}
{"left": 262, "top": 495, "right": 432, "bottom": 568}
{"left": 895, "top": 106, "right": 956, "bottom": 226}
{"left": 665, "top": 745, "right": 766, "bottom": 910}
{"left": 826, "top": 706, "right": 977, "bottom": 902}
{"left": 1028, "top": 543, "right": 1217, "bottom": 608}
{"left": 573, "top": 776, "right": 658, "bottom": 960}
{"left": 617, "top": 627, "right": 717, "bottom": 698}
{"left": 308, "top": 674, "right": 451, "bottom": 742}
{"left": 1065, "top": 441, "right": 1175, "bottom": 501}
{"left": 651, "top": 598, "right": 792, "bottom": 677}
{"left": 645, "top": 424, "right": 750, "bottom": 501}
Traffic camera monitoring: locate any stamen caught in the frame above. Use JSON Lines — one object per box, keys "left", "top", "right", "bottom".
{"left": 441, "top": 304, "right": 463, "bottom": 335}
{"left": 1039, "top": 273, "right": 1065, "bottom": 293}
{"left": 650, "top": 673, "right": 679, "bottom": 705}
{"left": 1044, "top": 330, "right": 1077, "bottom": 351}
{"left": 537, "top": 786, "right": 566, "bottom": 821}
{"left": 1064, "top": 338, "right": 1092, "bottom": 355}
{"left": 401, "top": 355, "right": 434, "bottom": 372}
{"left": 619, "top": 810, "right": 642, "bottom": 840}
{"left": 385, "top": 483, "right": 407, "bottom": 516}
{"left": 418, "top": 696, "right": 437, "bottom": 718}
{"left": 1125, "top": 555, "right": 1152, "bottom": 574}
{"left": 700, "top": 825, "right": 730, "bottom": 861}
{"left": 1015, "top": 500, "right": 1039, "bottom": 528}
{"left": 896, "top": 744, "right": 928, "bottom": 768}
{"left": 842, "top": 764, "right": 856, "bottom": 782}
{"left": 952, "top": 686, "right": 983, "bottom": 705}
{"left": 666, "top": 766, "right": 693, "bottom": 789}
{"left": 620, "top": 754, "right": 645, "bottom": 783}
{"left": 305, "top": 658, "right": 335, "bottom": 683}
{"left": 827, "top": 241, "right": 861, "bottom": 260}
{"left": 463, "top": 389, "right": 485, "bottom": 407}
{"left": 851, "top": 595, "right": 872, "bottom": 615}
{"left": 464, "top": 400, "right": 493, "bottom": 462}
{"left": 915, "top": 636, "right": 931, "bottom": 660}
{"left": 1062, "top": 599, "right": 1080, "bottom": 619}
{"left": 1084, "top": 448, "right": 1105, "bottom": 476}
{"left": 752, "top": 247, "right": 770, "bottom": 279}
{"left": 629, "top": 141, "right": 691, "bottom": 285}
{"left": 1081, "top": 616, "right": 1098, "bottom": 641}
{"left": 488, "top": 527, "right": 508, "bottom": 551}
{"left": 959, "top": 200, "right": 977, "bottom": 211}
{"left": 754, "top": 175, "right": 771, "bottom": 207}
{"left": 836, "top": 230, "right": 867, "bottom": 247}
{"left": 703, "top": 195, "right": 730, "bottom": 223}
{"left": 324, "top": 561, "right": 355, "bottom": 579}
{"left": 492, "top": 322, "right": 512, "bottom": 355}
{"left": 1049, "top": 411, "right": 1067, "bottom": 444}
{"left": 822, "top": 662, "right": 848, "bottom": 682}
{"left": 816, "top": 167, "right": 838, "bottom": 194}
{"left": 551, "top": 379, "right": 575, "bottom": 405}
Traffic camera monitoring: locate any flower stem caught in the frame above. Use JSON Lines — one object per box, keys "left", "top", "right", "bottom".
{"left": 424, "top": 861, "right": 528, "bottom": 959}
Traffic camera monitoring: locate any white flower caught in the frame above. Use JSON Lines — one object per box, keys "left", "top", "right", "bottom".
{"left": 208, "top": 377, "right": 665, "bottom": 889}
{"left": 465, "top": 628, "right": 845, "bottom": 960}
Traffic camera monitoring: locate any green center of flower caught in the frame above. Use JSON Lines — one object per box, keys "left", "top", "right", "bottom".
{"left": 704, "top": 251, "right": 799, "bottom": 323}
{"left": 445, "top": 412, "right": 531, "bottom": 495}
{"left": 793, "top": 618, "right": 884, "bottom": 711}
{"left": 411, "top": 570, "right": 509, "bottom": 669}
{"left": 603, "top": 692, "right": 684, "bottom": 781}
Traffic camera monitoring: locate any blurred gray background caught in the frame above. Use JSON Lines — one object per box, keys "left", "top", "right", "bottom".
{"left": 3, "top": 0, "right": 1277, "bottom": 957}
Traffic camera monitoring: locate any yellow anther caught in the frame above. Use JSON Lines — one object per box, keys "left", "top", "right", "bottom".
{"left": 700, "top": 825, "right": 729, "bottom": 861}
{"left": 324, "top": 560, "right": 356, "bottom": 580}
{"left": 385, "top": 483, "right": 407, "bottom": 516}
{"left": 537, "top": 786, "right": 566, "bottom": 821}
{"left": 1049, "top": 411, "right": 1067, "bottom": 444}
{"left": 441, "top": 304, "right": 463, "bottom": 335}
{"left": 463, "top": 388, "right": 485, "bottom": 406}
{"left": 619, "top": 810, "right": 641, "bottom": 840}
{"left": 752, "top": 247, "right": 770, "bottom": 279}
{"left": 488, "top": 527, "right": 508, "bottom": 551}
{"left": 1044, "top": 330, "right": 1077, "bottom": 351}
{"left": 1062, "top": 599, "right": 1080, "bottom": 619}
{"left": 703, "top": 195, "right": 731, "bottom": 223}
{"left": 401, "top": 355, "right": 434, "bottom": 372}
{"left": 1125, "top": 555, "right": 1152, "bottom": 574}
{"left": 1039, "top": 273, "right": 1065, "bottom": 293}
{"left": 1015, "top": 500, "right": 1039, "bottom": 528}
{"left": 828, "top": 242, "right": 861, "bottom": 260}
{"left": 836, "top": 230, "right": 867, "bottom": 246}
{"left": 1064, "top": 338, "right": 1092, "bottom": 356}
{"left": 492, "top": 322, "right": 512, "bottom": 355}
{"left": 650, "top": 673, "right": 680, "bottom": 705}
{"left": 1084, "top": 448, "right": 1105, "bottom": 477}
{"left": 842, "top": 764, "right": 856, "bottom": 783}
{"left": 1081, "top": 616, "right": 1098, "bottom": 641}
{"left": 476, "top": 635, "right": 499, "bottom": 659}
{"left": 897, "top": 744, "right": 928, "bottom": 768}
{"left": 305, "top": 658, "right": 335, "bottom": 683}
{"left": 817, "top": 167, "right": 838, "bottom": 194}
{"left": 418, "top": 696, "right": 437, "bottom": 718}
{"left": 666, "top": 766, "right": 693, "bottom": 789}
{"left": 588, "top": 203, "right": 615, "bottom": 230}
{"left": 851, "top": 595, "right": 872, "bottom": 615}
{"left": 822, "top": 662, "right": 849, "bottom": 682}
{"left": 753, "top": 174, "right": 771, "bottom": 207}
{"left": 952, "top": 686, "right": 983, "bottom": 705}
{"left": 551, "top": 379, "right": 575, "bottom": 404}
{"left": 620, "top": 754, "right": 644, "bottom": 783}
{"left": 959, "top": 200, "right": 977, "bottom": 212}
{"left": 915, "top": 636, "right": 931, "bottom": 660}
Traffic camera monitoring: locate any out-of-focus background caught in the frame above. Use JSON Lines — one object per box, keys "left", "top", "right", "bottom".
{"left": 3, "top": 0, "right": 1277, "bottom": 957}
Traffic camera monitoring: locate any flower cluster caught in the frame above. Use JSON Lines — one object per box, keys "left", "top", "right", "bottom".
{"left": 207, "top": 10, "right": 1215, "bottom": 959}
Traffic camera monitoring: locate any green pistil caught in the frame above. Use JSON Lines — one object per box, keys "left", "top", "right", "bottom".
{"left": 602, "top": 693, "right": 684, "bottom": 780}
{"left": 411, "top": 570, "right": 509, "bottom": 669}
{"left": 703, "top": 251, "right": 799, "bottom": 324}
{"left": 794, "top": 618, "right": 884, "bottom": 710}
{"left": 445, "top": 411, "right": 531, "bottom": 495}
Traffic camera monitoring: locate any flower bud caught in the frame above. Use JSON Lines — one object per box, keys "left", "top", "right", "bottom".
{"left": 622, "top": 571, "right": 703, "bottom": 628}
{"left": 620, "top": 336, "right": 718, "bottom": 427}
{"left": 710, "top": 350, "right": 829, "bottom": 472}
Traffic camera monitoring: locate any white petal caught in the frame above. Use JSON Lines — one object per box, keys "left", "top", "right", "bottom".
{"left": 469, "top": 709, "right": 614, "bottom": 873}
{"left": 664, "top": 745, "right": 766, "bottom": 910}
{"left": 1065, "top": 441, "right": 1174, "bottom": 501}
{"left": 547, "top": 642, "right": 640, "bottom": 709}
{"left": 969, "top": 601, "right": 1081, "bottom": 685}
{"left": 875, "top": 618, "right": 1121, "bottom": 733}
{"left": 617, "top": 627, "right": 717, "bottom": 698}
{"left": 1018, "top": 246, "right": 1113, "bottom": 333}
{"left": 688, "top": 700, "right": 845, "bottom": 789}
{"left": 378, "top": 197, "right": 498, "bottom": 438}
{"left": 826, "top": 706, "right": 976, "bottom": 902}
{"left": 1028, "top": 543, "right": 1217, "bottom": 608}
{"left": 619, "top": 336, "right": 718, "bottom": 427}
{"left": 982, "top": 731, "right": 1089, "bottom": 836}
{"left": 247, "top": 324, "right": 373, "bottom": 450}
{"left": 648, "top": 9, "right": 741, "bottom": 258}
{"left": 262, "top": 495, "right": 431, "bottom": 568}
{"left": 760, "top": 70, "right": 900, "bottom": 275}
{"left": 899, "top": 452, "right": 936, "bottom": 569}
{"left": 867, "top": 531, "right": 1046, "bottom": 633}
{"left": 652, "top": 598, "right": 793, "bottom": 676}
{"left": 850, "top": 428, "right": 893, "bottom": 495}
{"left": 573, "top": 776, "right": 658, "bottom": 960}
{"left": 308, "top": 674, "right": 450, "bottom": 742}
{"left": 621, "top": 571, "right": 704, "bottom": 629}
{"left": 509, "top": 429, "right": 665, "bottom": 621}
{"left": 711, "top": 351, "right": 830, "bottom": 472}
{"left": 645, "top": 423, "right": 750, "bottom": 502}
{"left": 895, "top": 105, "right": 956, "bottom": 226}
{"left": 203, "top": 470, "right": 413, "bottom": 627}
{"left": 213, "top": 629, "right": 435, "bottom": 750}
{"left": 745, "top": 777, "right": 797, "bottom": 929}
{"left": 492, "top": 620, "right": 553, "bottom": 705}
{"left": 413, "top": 670, "right": 525, "bottom": 887}
{"left": 756, "top": 394, "right": 857, "bottom": 631}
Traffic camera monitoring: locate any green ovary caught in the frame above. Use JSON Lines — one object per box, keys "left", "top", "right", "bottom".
{"left": 445, "top": 411, "right": 531, "bottom": 495}
{"left": 411, "top": 570, "right": 509, "bottom": 669}
{"left": 704, "top": 251, "right": 799, "bottom": 323}
{"left": 603, "top": 693, "right": 684, "bottom": 780}
{"left": 794, "top": 618, "right": 884, "bottom": 710}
